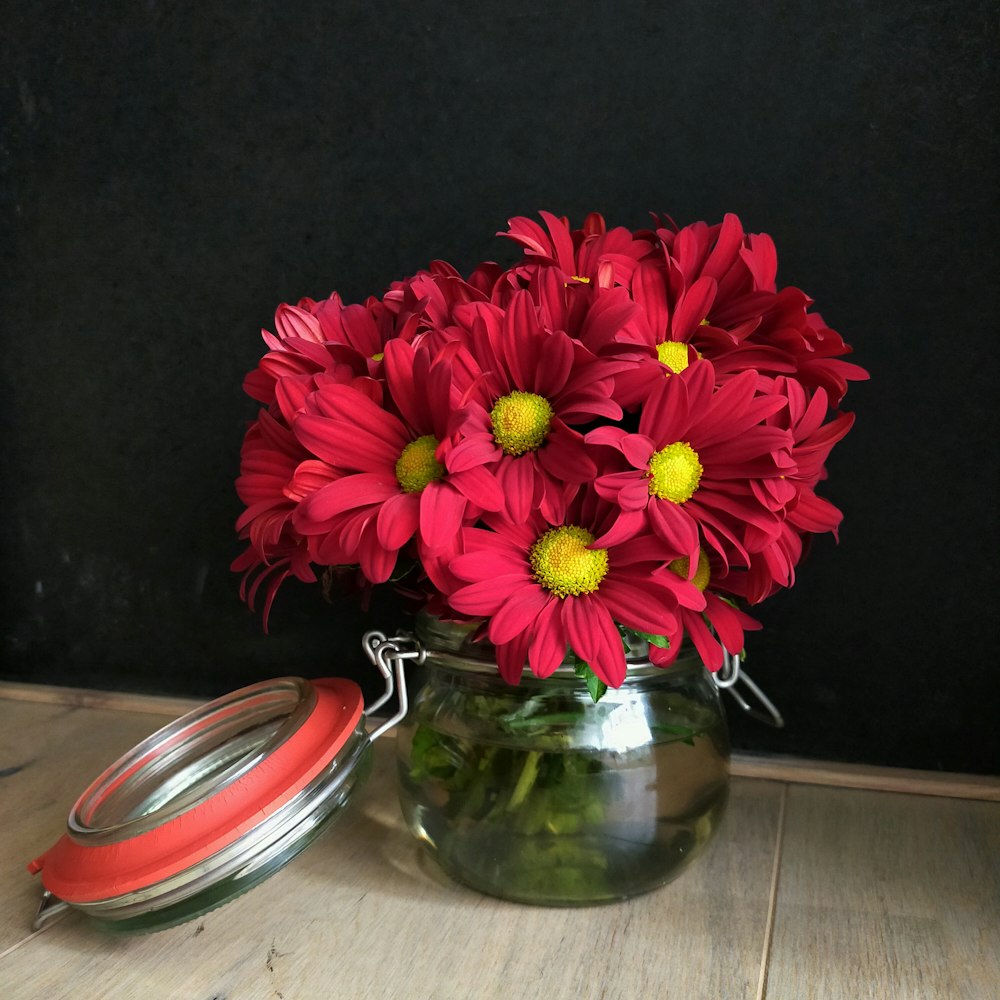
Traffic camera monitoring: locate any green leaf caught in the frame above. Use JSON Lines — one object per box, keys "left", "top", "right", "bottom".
{"left": 499, "top": 711, "right": 586, "bottom": 730}
{"left": 635, "top": 630, "right": 671, "bottom": 649}
{"left": 650, "top": 722, "right": 698, "bottom": 747}
{"left": 573, "top": 659, "right": 608, "bottom": 703}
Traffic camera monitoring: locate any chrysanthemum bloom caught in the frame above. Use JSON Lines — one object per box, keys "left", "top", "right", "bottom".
{"left": 444, "top": 491, "right": 706, "bottom": 686}
{"left": 501, "top": 211, "right": 654, "bottom": 288}
{"left": 648, "top": 548, "right": 761, "bottom": 671}
{"left": 231, "top": 409, "right": 334, "bottom": 627}
{"left": 242, "top": 296, "right": 396, "bottom": 428}
{"left": 291, "top": 340, "right": 502, "bottom": 584}
{"left": 305, "top": 289, "right": 426, "bottom": 380}
{"left": 243, "top": 301, "right": 353, "bottom": 410}
{"left": 605, "top": 245, "right": 787, "bottom": 407}
{"left": 501, "top": 212, "right": 867, "bottom": 408}
{"left": 596, "top": 214, "right": 862, "bottom": 407}
{"left": 744, "top": 298, "right": 868, "bottom": 407}
{"left": 721, "top": 377, "right": 857, "bottom": 604}
{"left": 443, "top": 290, "right": 632, "bottom": 524}
{"left": 589, "top": 360, "right": 794, "bottom": 576}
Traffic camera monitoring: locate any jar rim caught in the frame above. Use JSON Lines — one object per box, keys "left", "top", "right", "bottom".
{"left": 413, "top": 612, "right": 703, "bottom": 680}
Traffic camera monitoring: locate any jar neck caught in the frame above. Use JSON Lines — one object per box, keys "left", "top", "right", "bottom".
{"left": 413, "top": 612, "right": 703, "bottom": 682}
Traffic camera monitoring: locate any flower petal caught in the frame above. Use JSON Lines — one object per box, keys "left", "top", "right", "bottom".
{"left": 561, "top": 597, "right": 626, "bottom": 687}
{"left": 295, "top": 474, "right": 398, "bottom": 526}
{"left": 527, "top": 598, "right": 567, "bottom": 677}
{"left": 449, "top": 575, "right": 534, "bottom": 616}
{"left": 419, "top": 481, "right": 469, "bottom": 550}
{"left": 376, "top": 491, "right": 420, "bottom": 551}
{"left": 489, "top": 585, "right": 552, "bottom": 645}
{"left": 598, "top": 577, "right": 678, "bottom": 636}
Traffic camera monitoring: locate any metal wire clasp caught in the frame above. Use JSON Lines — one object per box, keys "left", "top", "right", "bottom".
{"left": 362, "top": 631, "right": 424, "bottom": 742}
{"left": 712, "top": 650, "right": 785, "bottom": 728}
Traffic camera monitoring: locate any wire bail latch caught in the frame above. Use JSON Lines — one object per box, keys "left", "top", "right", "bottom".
{"left": 362, "top": 631, "right": 424, "bottom": 741}
{"left": 712, "top": 649, "right": 784, "bottom": 728}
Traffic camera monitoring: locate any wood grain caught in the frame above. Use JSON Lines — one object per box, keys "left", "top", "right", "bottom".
{"left": 5, "top": 681, "right": 997, "bottom": 801}
{"left": 0, "top": 680, "right": 202, "bottom": 718}
{"left": 5, "top": 693, "right": 997, "bottom": 999}
{"left": 730, "top": 754, "right": 1000, "bottom": 803}
{"left": 0, "top": 697, "right": 783, "bottom": 1000}
{"left": 764, "top": 785, "right": 1000, "bottom": 1000}
{"left": 0, "top": 701, "right": 169, "bottom": 953}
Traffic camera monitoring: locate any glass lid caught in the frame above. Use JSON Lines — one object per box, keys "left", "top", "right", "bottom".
{"left": 28, "top": 632, "right": 422, "bottom": 935}
{"left": 28, "top": 676, "right": 370, "bottom": 934}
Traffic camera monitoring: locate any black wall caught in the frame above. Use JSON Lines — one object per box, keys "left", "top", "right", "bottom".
{"left": 3, "top": 1, "right": 997, "bottom": 773}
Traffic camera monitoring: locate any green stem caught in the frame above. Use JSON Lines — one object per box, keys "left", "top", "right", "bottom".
{"left": 506, "top": 750, "right": 542, "bottom": 812}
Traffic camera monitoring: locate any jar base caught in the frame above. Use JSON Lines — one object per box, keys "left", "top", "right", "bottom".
{"left": 406, "top": 789, "right": 729, "bottom": 907}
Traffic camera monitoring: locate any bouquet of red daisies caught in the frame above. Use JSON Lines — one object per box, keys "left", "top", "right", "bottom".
{"left": 234, "top": 212, "right": 866, "bottom": 690}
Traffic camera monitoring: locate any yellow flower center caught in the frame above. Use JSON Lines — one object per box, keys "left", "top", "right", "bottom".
{"left": 529, "top": 525, "right": 609, "bottom": 598}
{"left": 490, "top": 391, "right": 554, "bottom": 456}
{"left": 371, "top": 351, "right": 384, "bottom": 362}
{"left": 656, "top": 341, "right": 690, "bottom": 373}
{"left": 647, "top": 441, "right": 703, "bottom": 503}
{"left": 571, "top": 275, "right": 591, "bottom": 283}
{"left": 655, "top": 341, "right": 703, "bottom": 373}
{"left": 395, "top": 435, "right": 444, "bottom": 493}
{"left": 668, "top": 549, "right": 711, "bottom": 591}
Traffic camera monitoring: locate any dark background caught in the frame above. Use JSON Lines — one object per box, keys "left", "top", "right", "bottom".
{"left": 2, "top": 1, "right": 997, "bottom": 773}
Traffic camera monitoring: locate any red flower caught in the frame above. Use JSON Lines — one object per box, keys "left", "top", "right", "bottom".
{"left": 507, "top": 212, "right": 868, "bottom": 410}
{"left": 501, "top": 210, "right": 654, "bottom": 288}
{"left": 648, "top": 549, "right": 762, "bottom": 671}
{"left": 231, "top": 409, "right": 333, "bottom": 628}
{"left": 306, "top": 290, "right": 424, "bottom": 379}
{"left": 589, "top": 359, "right": 794, "bottom": 575}
{"left": 604, "top": 215, "right": 787, "bottom": 406}
{"left": 291, "top": 340, "right": 502, "bottom": 583}
{"left": 444, "top": 491, "right": 705, "bottom": 687}
{"left": 443, "top": 290, "right": 630, "bottom": 524}
{"left": 722, "top": 378, "right": 857, "bottom": 604}
{"left": 233, "top": 210, "right": 865, "bottom": 684}
{"left": 243, "top": 298, "right": 388, "bottom": 420}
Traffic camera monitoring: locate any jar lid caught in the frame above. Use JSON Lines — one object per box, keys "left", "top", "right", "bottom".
{"left": 28, "top": 675, "right": 369, "bottom": 933}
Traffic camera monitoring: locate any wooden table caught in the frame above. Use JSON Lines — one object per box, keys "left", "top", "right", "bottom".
{"left": 1, "top": 688, "right": 997, "bottom": 1000}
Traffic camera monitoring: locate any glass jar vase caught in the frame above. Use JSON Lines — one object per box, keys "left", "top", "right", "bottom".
{"left": 395, "top": 616, "right": 730, "bottom": 906}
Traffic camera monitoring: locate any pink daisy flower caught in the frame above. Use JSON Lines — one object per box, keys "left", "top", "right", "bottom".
{"left": 747, "top": 298, "right": 868, "bottom": 407}
{"left": 291, "top": 340, "right": 501, "bottom": 584}
{"left": 722, "top": 378, "right": 857, "bottom": 604}
{"left": 588, "top": 359, "right": 794, "bottom": 575}
{"left": 307, "top": 290, "right": 424, "bottom": 380}
{"left": 501, "top": 210, "right": 654, "bottom": 288}
{"left": 443, "top": 290, "right": 630, "bottom": 524}
{"left": 444, "top": 491, "right": 706, "bottom": 687}
{"left": 648, "top": 548, "right": 762, "bottom": 671}
{"left": 231, "top": 409, "right": 333, "bottom": 627}
{"left": 534, "top": 212, "right": 866, "bottom": 409}
{"left": 243, "top": 298, "right": 389, "bottom": 419}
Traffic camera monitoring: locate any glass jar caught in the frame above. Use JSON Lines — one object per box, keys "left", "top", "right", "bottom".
{"left": 395, "top": 616, "right": 730, "bottom": 906}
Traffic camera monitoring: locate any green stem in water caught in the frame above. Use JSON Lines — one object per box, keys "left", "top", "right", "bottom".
{"left": 506, "top": 750, "right": 542, "bottom": 812}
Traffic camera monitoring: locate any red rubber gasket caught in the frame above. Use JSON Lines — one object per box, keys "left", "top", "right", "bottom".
{"left": 28, "top": 677, "right": 364, "bottom": 903}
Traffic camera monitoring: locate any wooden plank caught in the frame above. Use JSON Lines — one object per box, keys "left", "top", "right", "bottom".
{"left": 763, "top": 785, "right": 1000, "bottom": 1000}
{"left": 731, "top": 753, "right": 1000, "bottom": 803}
{"left": 4, "top": 681, "right": 997, "bottom": 801}
{"left": 0, "top": 701, "right": 169, "bottom": 954}
{"left": 0, "top": 696, "right": 783, "bottom": 1000}
{"left": 0, "top": 680, "right": 202, "bottom": 718}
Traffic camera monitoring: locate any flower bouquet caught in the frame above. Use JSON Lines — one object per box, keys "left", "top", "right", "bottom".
{"left": 234, "top": 211, "right": 866, "bottom": 902}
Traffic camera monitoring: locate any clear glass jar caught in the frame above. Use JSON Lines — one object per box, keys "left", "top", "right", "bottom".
{"left": 395, "top": 616, "right": 730, "bottom": 906}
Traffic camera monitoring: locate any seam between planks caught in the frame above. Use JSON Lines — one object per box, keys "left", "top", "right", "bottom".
{"left": 755, "top": 782, "right": 788, "bottom": 1000}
